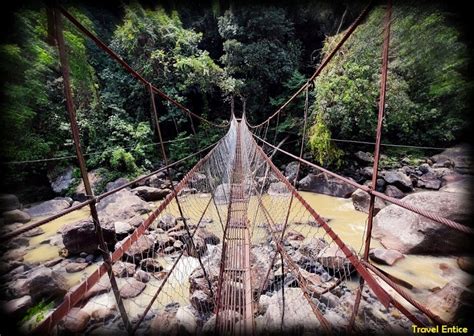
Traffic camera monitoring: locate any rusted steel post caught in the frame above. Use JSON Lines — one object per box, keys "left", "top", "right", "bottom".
{"left": 52, "top": 7, "right": 132, "bottom": 334}
{"left": 351, "top": 1, "right": 392, "bottom": 332}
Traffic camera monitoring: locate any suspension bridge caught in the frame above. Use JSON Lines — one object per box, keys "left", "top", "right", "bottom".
{"left": 1, "top": 1, "right": 472, "bottom": 335}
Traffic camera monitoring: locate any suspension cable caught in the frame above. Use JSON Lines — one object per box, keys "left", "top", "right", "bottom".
{"left": 248, "top": 0, "right": 373, "bottom": 129}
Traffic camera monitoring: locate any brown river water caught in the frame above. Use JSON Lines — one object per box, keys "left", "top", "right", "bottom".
{"left": 19, "top": 191, "right": 471, "bottom": 325}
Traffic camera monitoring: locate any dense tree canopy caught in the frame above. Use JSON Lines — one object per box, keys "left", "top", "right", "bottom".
{"left": 0, "top": 2, "right": 471, "bottom": 195}
{"left": 309, "top": 5, "right": 471, "bottom": 166}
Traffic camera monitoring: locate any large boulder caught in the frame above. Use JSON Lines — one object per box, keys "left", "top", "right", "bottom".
{"left": 112, "top": 261, "right": 136, "bottom": 277}
{"left": 298, "top": 173, "right": 356, "bottom": 198}
{"left": 384, "top": 185, "right": 405, "bottom": 199}
{"left": 132, "top": 186, "right": 170, "bottom": 201}
{"left": 284, "top": 161, "right": 300, "bottom": 182}
{"left": 299, "top": 238, "right": 329, "bottom": 260}
{"left": 417, "top": 172, "right": 441, "bottom": 190}
{"left": 250, "top": 246, "right": 274, "bottom": 295}
{"left": 105, "top": 177, "right": 130, "bottom": 192}
{"left": 159, "top": 214, "right": 177, "bottom": 231}
{"left": 195, "top": 228, "right": 220, "bottom": 245}
{"left": 381, "top": 171, "right": 413, "bottom": 192}
{"left": 351, "top": 189, "right": 386, "bottom": 214}
{"left": 425, "top": 282, "right": 474, "bottom": 322}
{"left": 24, "top": 267, "right": 68, "bottom": 302}
{"left": 354, "top": 151, "right": 374, "bottom": 164}
{"left": 431, "top": 144, "right": 472, "bottom": 174}
{"left": 317, "top": 245, "right": 354, "bottom": 273}
{"left": 0, "top": 194, "right": 20, "bottom": 212}
{"left": 190, "top": 290, "right": 214, "bottom": 314}
{"left": 373, "top": 191, "right": 470, "bottom": 254}
{"left": 119, "top": 278, "right": 146, "bottom": 299}
{"left": 258, "top": 288, "right": 319, "bottom": 333}
{"left": 49, "top": 166, "right": 75, "bottom": 194}
{"left": 2, "top": 295, "right": 32, "bottom": 317}
{"left": 189, "top": 173, "right": 208, "bottom": 192}
{"left": 61, "top": 308, "right": 90, "bottom": 333}
{"left": 2, "top": 209, "right": 31, "bottom": 224}
{"left": 150, "top": 304, "right": 197, "bottom": 335}
{"left": 118, "top": 235, "right": 155, "bottom": 261}
{"left": 97, "top": 189, "right": 151, "bottom": 223}
{"left": 267, "top": 182, "right": 290, "bottom": 196}
{"left": 189, "top": 245, "right": 221, "bottom": 303}
{"left": 61, "top": 219, "right": 115, "bottom": 255}
{"left": 74, "top": 170, "right": 104, "bottom": 201}
{"left": 26, "top": 198, "right": 71, "bottom": 218}
{"left": 369, "top": 248, "right": 404, "bottom": 266}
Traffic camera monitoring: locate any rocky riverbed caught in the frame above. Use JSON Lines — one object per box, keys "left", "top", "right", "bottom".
{"left": 0, "top": 144, "right": 472, "bottom": 334}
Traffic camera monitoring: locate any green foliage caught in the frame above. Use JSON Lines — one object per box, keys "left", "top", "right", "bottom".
{"left": 308, "top": 112, "right": 343, "bottom": 168}
{"left": 218, "top": 6, "right": 302, "bottom": 120}
{"left": 21, "top": 299, "right": 54, "bottom": 325}
{"left": 312, "top": 5, "right": 470, "bottom": 148}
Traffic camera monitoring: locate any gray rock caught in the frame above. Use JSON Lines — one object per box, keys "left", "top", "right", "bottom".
{"left": 105, "top": 177, "right": 129, "bottom": 192}
{"left": 355, "top": 151, "right": 374, "bottom": 163}
{"left": 49, "top": 166, "right": 75, "bottom": 194}
{"left": 26, "top": 198, "right": 71, "bottom": 218}
{"left": 284, "top": 161, "right": 300, "bottom": 182}
{"left": 299, "top": 238, "right": 329, "bottom": 260}
{"left": 0, "top": 194, "right": 20, "bottom": 212}
{"left": 114, "top": 221, "right": 133, "bottom": 235}
{"left": 425, "top": 282, "right": 474, "bottom": 322}
{"left": 195, "top": 228, "right": 220, "bottom": 245}
{"left": 382, "top": 171, "right": 413, "bottom": 192}
{"left": 261, "top": 288, "right": 319, "bottom": 332}
{"left": 384, "top": 185, "right": 405, "bottom": 199}
{"left": 457, "top": 256, "right": 474, "bottom": 274}
{"left": 360, "top": 167, "right": 374, "bottom": 178}
{"left": 369, "top": 248, "right": 404, "bottom": 266}
{"left": 321, "top": 292, "right": 339, "bottom": 308}
{"left": 419, "top": 163, "right": 431, "bottom": 174}
{"left": 189, "top": 173, "right": 208, "bottom": 192}
{"left": 2, "top": 295, "right": 32, "bottom": 317}
{"left": 298, "top": 173, "right": 357, "bottom": 198}
{"left": 373, "top": 191, "right": 470, "bottom": 254}
{"left": 112, "top": 261, "right": 136, "bottom": 277}
{"left": 62, "top": 219, "right": 115, "bottom": 255}
{"left": 190, "top": 290, "right": 214, "bottom": 314}
{"left": 23, "top": 227, "right": 44, "bottom": 237}
{"left": 417, "top": 172, "right": 441, "bottom": 190}
{"left": 74, "top": 170, "right": 103, "bottom": 201}
{"left": 97, "top": 189, "right": 151, "bottom": 223}
{"left": 117, "top": 235, "right": 155, "bottom": 261}
{"left": 351, "top": 188, "right": 386, "bottom": 214}
{"left": 317, "top": 245, "right": 354, "bottom": 273}
{"left": 431, "top": 144, "right": 472, "bottom": 174}
{"left": 65, "top": 262, "right": 88, "bottom": 273}
{"left": 267, "top": 182, "right": 290, "bottom": 196}
{"left": 2, "top": 209, "right": 31, "bottom": 224}
{"left": 25, "top": 267, "right": 68, "bottom": 302}
{"left": 91, "top": 306, "right": 117, "bottom": 322}
{"left": 134, "top": 269, "right": 151, "bottom": 283}
{"left": 132, "top": 186, "right": 170, "bottom": 201}
{"left": 159, "top": 214, "right": 177, "bottom": 231}
{"left": 119, "top": 278, "right": 146, "bottom": 298}
{"left": 140, "top": 258, "right": 163, "bottom": 272}
{"left": 62, "top": 308, "right": 90, "bottom": 333}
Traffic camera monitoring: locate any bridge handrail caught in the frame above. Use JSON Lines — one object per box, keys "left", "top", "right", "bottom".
{"left": 253, "top": 133, "right": 474, "bottom": 235}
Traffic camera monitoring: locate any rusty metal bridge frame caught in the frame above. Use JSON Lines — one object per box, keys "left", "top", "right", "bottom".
{"left": 2, "top": 1, "right": 473, "bottom": 334}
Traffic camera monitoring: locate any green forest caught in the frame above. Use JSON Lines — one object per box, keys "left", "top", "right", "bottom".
{"left": 0, "top": 1, "right": 471, "bottom": 198}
